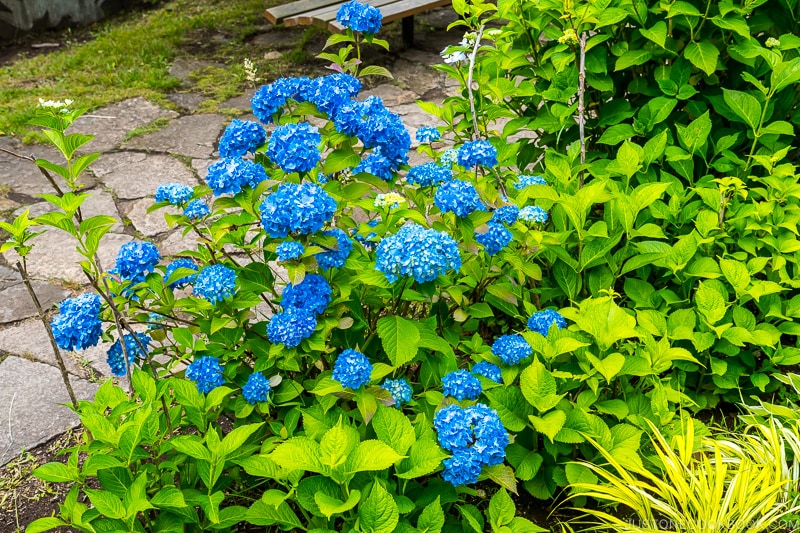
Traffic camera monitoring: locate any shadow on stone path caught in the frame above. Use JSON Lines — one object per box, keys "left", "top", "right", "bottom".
{"left": 0, "top": 7, "right": 462, "bottom": 466}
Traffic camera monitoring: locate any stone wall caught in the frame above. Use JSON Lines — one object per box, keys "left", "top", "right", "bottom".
{"left": 0, "top": 0, "right": 128, "bottom": 39}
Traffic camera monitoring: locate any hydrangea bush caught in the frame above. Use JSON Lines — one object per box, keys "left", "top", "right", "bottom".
{"left": 9, "top": 0, "right": 799, "bottom": 530}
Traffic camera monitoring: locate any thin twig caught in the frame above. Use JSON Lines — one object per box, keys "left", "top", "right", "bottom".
{"left": 578, "top": 31, "right": 587, "bottom": 188}
{"left": 0, "top": 147, "right": 65, "bottom": 196}
{"left": 466, "top": 25, "right": 485, "bottom": 141}
{"left": 15, "top": 261, "right": 78, "bottom": 408}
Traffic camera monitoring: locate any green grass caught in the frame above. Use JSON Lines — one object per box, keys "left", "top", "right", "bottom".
{"left": 0, "top": 0, "right": 275, "bottom": 136}
{"left": 123, "top": 116, "right": 172, "bottom": 142}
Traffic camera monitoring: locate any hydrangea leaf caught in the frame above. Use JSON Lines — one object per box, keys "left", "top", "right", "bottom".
{"left": 344, "top": 439, "right": 403, "bottom": 475}
{"left": 373, "top": 405, "right": 415, "bottom": 456}
{"left": 377, "top": 316, "right": 420, "bottom": 366}
{"left": 315, "top": 490, "right": 361, "bottom": 520}
{"left": 358, "top": 482, "right": 399, "bottom": 533}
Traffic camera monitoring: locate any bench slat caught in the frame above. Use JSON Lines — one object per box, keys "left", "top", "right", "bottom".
{"left": 265, "top": 0, "right": 344, "bottom": 24}
{"left": 284, "top": 0, "right": 397, "bottom": 28}
{"left": 327, "top": 0, "right": 451, "bottom": 32}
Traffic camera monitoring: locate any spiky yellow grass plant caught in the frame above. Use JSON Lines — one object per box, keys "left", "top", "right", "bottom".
{"left": 567, "top": 418, "right": 800, "bottom": 533}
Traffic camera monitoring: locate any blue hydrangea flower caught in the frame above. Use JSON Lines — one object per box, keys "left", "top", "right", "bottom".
{"left": 354, "top": 150, "right": 396, "bottom": 181}
{"left": 358, "top": 97, "right": 411, "bottom": 164}
{"left": 406, "top": 162, "right": 452, "bottom": 187}
{"left": 457, "top": 140, "right": 498, "bottom": 168}
{"left": 472, "top": 361, "right": 502, "bottom": 383}
{"left": 267, "top": 309, "right": 317, "bottom": 348}
{"left": 194, "top": 264, "right": 236, "bottom": 304}
{"left": 382, "top": 378, "right": 412, "bottom": 407}
{"left": 242, "top": 372, "right": 272, "bottom": 404}
{"left": 251, "top": 77, "right": 306, "bottom": 123}
{"left": 336, "top": 0, "right": 382, "bottom": 34}
{"left": 519, "top": 206, "right": 549, "bottom": 224}
{"left": 528, "top": 309, "right": 567, "bottom": 336}
{"left": 475, "top": 223, "right": 512, "bottom": 256}
{"left": 442, "top": 369, "right": 482, "bottom": 401}
{"left": 276, "top": 241, "right": 304, "bottom": 261}
{"left": 440, "top": 148, "right": 458, "bottom": 167}
{"left": 219, "top": 119, "right": 266, "bottom": 158}
{"left": 375, "top": 223, "right": 461, "bottom": 283}
{"left": 147, "top": 312, "right": 165, "bottom": 330}
{"left": 300, "top": 74, "right": 362, "bottom": 116}
{"left": 491, "top": 205, "right": 519, "bottom": 225}
{"left": 416, "top": 126, "right": 441, "bottom": 143}
{"left": 435, "top": 403, "right": 509, "bottom": 486}
{"left": 51, "top": 293, "right": 103, "bottom": 351}
{"left": 442, "top": 447, "right": 484, "bottom": 486}
{"left": 332, "top": 100, "right": 366, "bottom": 136}
{"left": 155, "top": 183, "right": 193, "bottom": 205}
{"left": 184, "top": 200, "right": 210, "bottom": 220}
{"left": 206, "top": 158, "right": 268, "bottom": 196}
{"left": 106, "top": 333, "right": 151, "bottom": 377}
{"left": 259, "top": 182, "right": 336, "bottom": 238}
{"left": 514, "top": 175, "right": 546, "bottom": 189}
{"left": 267, "top": 122, "right": 322, "bottom": 173}
{"left": 332, "top": 348, "right": 373, "bottom": 390}
{"left": 491, "top": 334, "right": 532, "bottom": 365}
{"left": 281, "top": 273, "right": 332, "bottom": 316}
{"left": 165, "top": 258, "right": 198, "bottom": 288}
{"left": 315, "top": 229, "right": 352, "bottom": 270}
{"left": 113, "top": 241, "right": 160, "bottom": 283}
{"left": 186, "top": 355, "right": 225, "bottom": 394}
{"left": 435, "top": 179, "right": 483, "bottom": 217}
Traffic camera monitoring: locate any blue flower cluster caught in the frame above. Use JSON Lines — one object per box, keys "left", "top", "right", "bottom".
{"left": 147, "top": 312, "right": 165, "bottom": 330}
{"left": 332, "top": 348, "right": 373, "bottom": 389}
{"left": 218, "top": 119, "right": 266, "bottom": 158}
{"left": 113, "top": 241, "right": 160, "bottom": 283}
{"left": 416, "top": 127, "right": 441, "bottom": 143}
{"left": 475, "top": 223, "right": 512, "bottom": 256}
{"left": 382, "top": 378, "right": 412, "bottom": 407}
{"left": 440, "top": 148, "right": 458, "bottom": 167}
{"left": 457, "top": 140, "right": 498, "bottom": 168}
{"left": 519, "top": 206, "right": 549, "bottom": 224}
{"left": 528, "top": 309, "right": 567, "bottom": 336}
{"left": 165, "top": 258, "right": 198, "bottom": 288}
{"left": 186, "top": 356, "right": 225, "bottom": 393}
{"left": 472, "top": 361, "right": 502, "bottom": 383}
{"left": 107, "top": 333, "right": 151, "bottom": 377}
{"left": 357, "top": 97, "right": 410, "bottom": 168}
{"left": 281, "top": 274, "right": 332, "bottom": 316}
{"left": 267, "top": 122, "right": 321, "bottom": 173}
{"left": 315, "top": 229, "right": 352, "bottom": 270}
{"left": 514, "top": 175, "right": 547, "bottom": 189}
{"left": 300, "top": 74, "right": 362, "bottom": 116}
{"left": 434, "top": 403, "right": 509, "bottom": 485}
{"left": 336, "top": 0, "right": 382, "bottom": 33}
{"left": 242, "top": 372, "right": 272, "bottom": 404}
{"left": 184, "top": 200, "right": 210, "bottom": 220}
{"left": 435, "top": 179, "right": 483, "bottom": 217}
{"left": 375, "top": 223, "right": 461, "bottom": 284}
{"left": 492, "top": 205, "right": 519, "bottom": 225}
{"left": 276, "top": 241, "right": 304, "bottom": 261}
{"left": 51, "top": 294, "right": 103, "bottom": 351}
{"left": 267, "top": 309, "right": 317, "bottom": 348}
{"left": 259, "top": 182, "right": 336, "bottom": 238}
{"left": 206, "top": 158, "right": 268, "bottom": 196}
{"left": 353, "top": 149, "right": 395, "bottom": 181}
{"left": 406, "top": 162, "right": 452, "bottom": 187}
{"left": 491, "top": 334, "right": 532, "bottom": 365}
{"left": 155, "top": 182, "right": 193, "bottom": 205}
{"left": 251, "top": 77, "right": 306, "bottom": 123}
{"left": 442, "top": 369, "right": 482, "bottom": 400}
{"left": 194, "top": 264, "right": 236, "bottom": 304}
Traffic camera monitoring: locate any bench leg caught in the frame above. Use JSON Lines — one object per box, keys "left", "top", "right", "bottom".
{"left": 402, "top": 15, "right": 414, "bottom": 48}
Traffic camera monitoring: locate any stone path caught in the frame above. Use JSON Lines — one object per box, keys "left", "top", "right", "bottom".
{"left": 0, "top": 8, "right": 460, "bottom": 466}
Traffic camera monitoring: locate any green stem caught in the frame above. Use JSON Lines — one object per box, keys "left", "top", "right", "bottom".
{"left": 744, "top": 95, "right": 772, "bottom": 175}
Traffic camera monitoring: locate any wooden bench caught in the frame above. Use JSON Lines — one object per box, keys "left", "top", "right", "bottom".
{"left": 265, "top": 0, "right": 452, "bottom": 48}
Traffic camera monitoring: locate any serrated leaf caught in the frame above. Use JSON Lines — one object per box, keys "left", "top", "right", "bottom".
{"left": 372, "top": 405, "right": 415, "bottom": 456}
{"left": 359, "top": 482, "right": 399, "bottom": 533}
{"left": 615, "top": 49, "right": 652, "bottom": 71}
{"left": 488, "top": 488, "right": 515, "bottom": 529}
{"left": 418, "top": 497, "right": 445, "bottom": 533}
{"left": 722, "top": 89, "right": 761, "bottom": 130}
{"left": 345, "top": 440, "right": 404, "bottom": 474}
{"left": 640, "top": 21, "right": 667, "bottom": 48}
{"left": 315, "top": 490, "right": 360, "bottom": 519}
{"left": 396, "top": 438, "right": 447, "bottom": 479}
{"left": 684, "top": 41, "right": 719, "bottom": 76}
{"left": 269, "top": 437, "right": 323, "bottom": 473}
{"left": 377, "top": 316, "right": 420, "bottom": 366}
{"left": 529, "top": 409, "right": 566, "bottom": 442}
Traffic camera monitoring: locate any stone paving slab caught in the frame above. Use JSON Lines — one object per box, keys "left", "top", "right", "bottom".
{"left": 158, "top": 229, "right": 200, "bottom": 257}
{"left": 0, "top": 356, "right": 100, "bottom": 466}
{"left": 92, "top": 152, "right": 199, "bottom": 200}
{"left": 0, "top": 138, "right": 68, "bottom": 197}
{"left": 122, "top": 198, "right": 174, "bottom": 237}
{"left": 122, "top": 114, "right": 229, "bottom": 159}
{"left": 0, "top": 281, "right": 70, "bottom": 324}
{"left": 69, "top": 97, "right": 179, "bottom": 153}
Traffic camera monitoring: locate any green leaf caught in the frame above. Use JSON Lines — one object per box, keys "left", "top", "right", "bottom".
{"left": 418, "top": 497, "right": 445, "bottom": 533}
{"left": 85, "top": 489, "right": 126, "bottom": 519}
{"left": 719, "top": 258, "right": 750, "bottom": 293}
{"left": 245, "top": 500, "right": 303, "bottom": 528}
{"left": 520, "top": 359, "right": 561, "bottom": 413}
{"left": 151, "top": 487, "right": 187, "bottom": 509}
{"left": 565, "top": 463, "right": 600, "bottom": 494}
{"left": 323, "top": 148, "right": 360, "bottom": 174}
{"left": 722, "top": 89, "right": 761, "bottom": 130}
{"left": 760, "top": 121, "right": 794, "bottom": 136}
{"left": 269, "top": 437, "right": 323, "bottom": 473}
{"left": 684, "top": 41, "right": 719, "bottom": 76}
{"left": 676, "top": 111, "right": 712, "bottom": 154}
{"left": 345, "top": 440, "right": 404, "bottom": 474}
{"left": 359, "top": 482, "right": 399, "bottom": 533}
{"left": 24, "top": 517, "right": 68, "bottom": 533}
{"left": 377, "top": 316, "right": 420, "bottom": 366}
{"left": 372, "top": 405, "right": 415, "bottom": 456}
{"left": 597, "top": 124, "right": 636, "bottom": 145}
{"left": 587, "top": 352, "right": 626, "bottom": 382}
{"left": 488, "top": 488, "right": 515, "bottom": 529}
{"left": 396, "top": 438, "right": 448, "bottom": 479}
{"left": 567, "top": 297, "right": 639, "bottom": 351}
{"left": 360, "top": 65, "right": 394, "bottom": 78}
{"left": 320, "top": 420, "right": 359, "bottom": 470}
{"left": 529, "top": 410, "right": 566, "bottom": 442}
{"left": 616, "top": 141, "right": 643, "bottom": 178}
{"left": 315, "top": 490, "right": 360, "bottom": 519}
{"left": 33, "top": 462, "right": 78, "bottom": 483}
{"left": 695, "top": 281, "right": 728, "bottom": 325}
{"left": 640, "top": 21, "right": 667, "bottom": 48}
{"left": 615, "top": 49, "right": 652, "bottom": 71}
